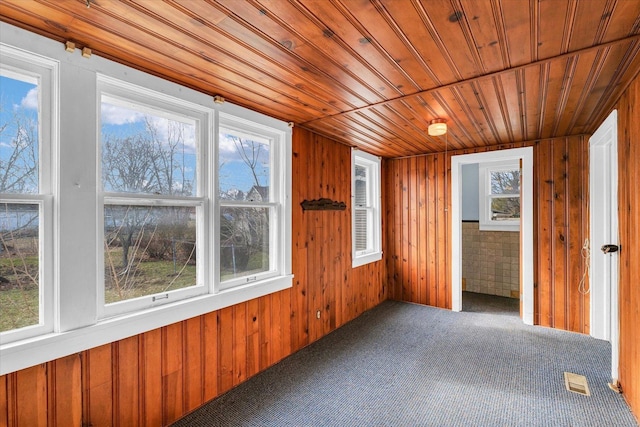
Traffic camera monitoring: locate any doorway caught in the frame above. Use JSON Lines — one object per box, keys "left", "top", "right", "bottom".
{"left": 589, "top": 109, "right": 619, "bottom": 383}
{"left": 451, "top": 147, "right": 534, "bottom": 324}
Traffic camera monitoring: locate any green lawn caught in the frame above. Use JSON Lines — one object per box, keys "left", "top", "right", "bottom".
{"left": 0, "top": 258, "right": 197, "bottom": 332}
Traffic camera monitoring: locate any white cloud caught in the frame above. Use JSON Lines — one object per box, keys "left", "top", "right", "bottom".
{"left": 101, "top": 103, "right": 145, "bottom": 125}
{"left": 20, "top": 87, "right": 38, "bottom": 110}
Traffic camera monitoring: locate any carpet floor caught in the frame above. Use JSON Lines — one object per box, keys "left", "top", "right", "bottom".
{"left": 171, "top": 298, "right": 638, "bottom": 427}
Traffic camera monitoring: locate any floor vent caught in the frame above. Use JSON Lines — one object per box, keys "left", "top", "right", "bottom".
{"left": 564, "top": 372, "right": 591, "bottom": 396}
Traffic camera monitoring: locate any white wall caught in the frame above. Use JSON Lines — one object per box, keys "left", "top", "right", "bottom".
{"left": 461, "top": 163, "right": 479, "bottom": 221}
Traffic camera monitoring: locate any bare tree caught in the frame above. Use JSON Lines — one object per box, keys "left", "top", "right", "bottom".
{"left": 102, "top": 116, "right": 195, "bottom": 282}
{"left": 0, "top": 103, "right": 38, "bottom": 193}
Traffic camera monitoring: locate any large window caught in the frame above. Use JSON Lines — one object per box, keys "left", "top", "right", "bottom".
{"left": 218, "top": 113, "right": 288, "bottom": 290}
{"left": 0, "top": 45, "right": 56, "bottom": 343}
{"left": 98, "top": 77, "right": 210, "bottom": 317}
{"left": 0, "top": 23, "right": 292, "bottom": 374}
{"left": 352, "top": 149, "right": 382, "bottom": 267}
{"left": 479, "top": 161, "right": 521, "bottom": 231}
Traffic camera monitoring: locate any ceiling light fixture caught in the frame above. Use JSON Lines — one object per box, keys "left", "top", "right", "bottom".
{"left": 428, "top": 118, "right": 447, "bottom": 136}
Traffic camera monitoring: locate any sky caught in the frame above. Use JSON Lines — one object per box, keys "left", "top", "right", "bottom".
{"left": 0, "top": 74, "right": 39, "bottom": 194}
{"left": 1, "top": 73, "right": 271, "bottom": 198}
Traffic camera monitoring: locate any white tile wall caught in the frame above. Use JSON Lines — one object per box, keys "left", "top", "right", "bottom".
{"left": 461, "top": 222, "right": 519, "bottom": 298}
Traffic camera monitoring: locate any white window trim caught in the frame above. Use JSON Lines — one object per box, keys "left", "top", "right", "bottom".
{"left": 97, "top": 75, "right": 212, "bottom": 319}
{"left": 478, "top": 160, "right": 521, "bottom": 232}
{"left": 0, "top": 44, "right": 58, "bottom": 343}
{"left": 217, "top": 113, "right": 289, "bottom": 291}
{"left": 0, "top": 22, "right": 292, "bottom": 375}
{"left": 351, "top": 149, "right": 382, "bottom": 267}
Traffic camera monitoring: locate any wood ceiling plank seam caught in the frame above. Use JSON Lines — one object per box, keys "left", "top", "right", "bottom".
{"left": 25, "top": 0, "right": 324, "bottom": 122}
{"left": 410, "top": 0, "right": 465, "bottom": 81}
{"left": 356, "top": 107, "right": 441, "bottom": 153}
{"left": 491, "top": 74, "right": 515, "bottom": 143}
{"left": 530, "top": 0, "right": 538, "bottom": 63}
{"left": 304, "top": 120, "right": 406, "bottom": 157}
{"left": 582, "top": 40, "right": 640, "bottom": 131}
{"left": 420, "top": 91, "right": 480, "bottom": 150}
{"left": 310, "top": 116, "right": 394, "bottom": 149}
{"left": 301, "top": 33, "right": 640, "bottom": 126}
{"left": 395, "top": 96, "right": 473, "bottom": 152}
{"left": 371, "top": 102, "right": 446, "bottom": 152}
{"left": 354, "top": 108, "right": 428, "bottom": 152}
{"left": 489, "top": 0, "right": 511, "bottom": 68}
{"left": 562, "top": 0, "right": 579, "bottom": 54}
{"left": 209, "top": 0, "right": 388, "bottom": 109}
{"left": 447, "top": 85, "right": 492, "bottom": 146}
{"left": 562, "top": 49, "right": 610, "bottom": 135}
{"left": 240, "top": 0, "right": 400, "bottom": 103}
{"left": 592, "top": 0, "right": 617, "bottom": 45}
{"left": 367, "top": 0, "right": 442, "bottom": 87}
{"left": 515, "top": 69, "right": 528, "bottom": 141}
{"left": 307, "top": 0, "right": 435, "bottom": 94}
{"left": 122, "top": 0, "right": 346, "bottom": 117}
{"left": 537, "top": 62, "right": 551, "bottom": 139}
{"left": 325, "top": 0, "right": 424, "bottom": 91}
{"left": 21, "top": 1, "right": 314, "bottom": 122}
{"left": 471, "top": 79, "right": 505, "bottom": 144}
{"left": 160, "top": 0, "right": 357, "bottom": 114}
{"left": 183, "top": 0, "right": 381, "bottom": 111}
{"left": 551, "top": 55, "right": 579, "bottom": 138}
{"left": 338, "top": 112, "right": 423, "bottom": 153}
{"left": 450, "top": 0, "right": 492, "bottom": 75}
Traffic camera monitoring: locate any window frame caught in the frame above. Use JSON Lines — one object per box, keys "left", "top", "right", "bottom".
{"left": 0, "top": 22, "right": 292, "bottom": 375}
{"left": 351, "top": 149, "right": 382, "bottom": 267}
{"left": 478, "top": 160, "right": 521, "bottom": 232}
{"left": 97, "top": 75, "right": 211, "bottom": 319}
{"left": 216, "top": 115, "right": 287, "bottom": 291}
{"left": 0, "top": 44, "right": 57, "bottom": 344}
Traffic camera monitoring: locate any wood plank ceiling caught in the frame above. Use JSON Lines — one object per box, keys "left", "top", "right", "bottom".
{"left": 1, "top": 0, "right": 640, "bottom": 158}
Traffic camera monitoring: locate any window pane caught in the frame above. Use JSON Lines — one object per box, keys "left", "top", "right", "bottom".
{"left": 0, "top": 203, "right": 40, "bottom": 332}
{"left": 101, "top": 99, "right": 197, "bottom": 196}
{"left": 355, "top": 208, "right": 368, "bottom": 252}
{"left": 219, "top": 132, "right": 270, "bottom": 201}
{"left": 0, "top": 75, "right": 39, "bottom": 194}
{"left": 490, "top": 197, "right": 520, "bottom": 220}
{"left": 490, "top": 170, "right": 520, "bottom": 195}
{"left": 220, "top": 206, "right": 270, "bottom": 281}
{"left": 354, "top": 165, "right": 367, "bottom": 207}
{"left": 104, "top": 205, "right": 197, "bottom": 304}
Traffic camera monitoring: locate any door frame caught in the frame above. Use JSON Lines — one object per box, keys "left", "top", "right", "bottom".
{"left": 451, "top": 147, "right": 534, "bottom": 324}
{"left": 589, "top": 109, "right": 619, "bottom": 382}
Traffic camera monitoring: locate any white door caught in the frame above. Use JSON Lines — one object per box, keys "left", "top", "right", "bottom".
{"left": 589, "top": 109, "right": 619, "bottom": 382}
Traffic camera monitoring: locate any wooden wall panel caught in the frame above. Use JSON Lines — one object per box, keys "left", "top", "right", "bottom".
{"left": 0, "top": 127, "right": 386, "bottom": 426}
{"left": 615, "top": 72, "right": 640, "bottom": 421}
{"left": 385, "top": 137, "right": 590, "bottom": 333}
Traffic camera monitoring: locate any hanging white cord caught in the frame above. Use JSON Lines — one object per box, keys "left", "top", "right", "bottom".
{"left": 578, "top": 238, "right": 590, "bottom": 294}
{"left": 444, "top": 132, "right": 448, "bottom": 212}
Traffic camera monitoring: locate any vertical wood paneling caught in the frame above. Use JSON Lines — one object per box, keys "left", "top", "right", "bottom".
{"left": 616, "top": 74, "right": 640, "bottom": 421}
{"left": 141, "top": 329, "right": 162, "bottom": 427}
{"left": 183, "top": 317, "right": 204, "bottom": 413}
{"left": 161, "top": 322, "right": 183, "bottom": 425}
{"left": 48, "top": 354, "right": 82, "bottom": 426}
{"left": 116, "top": 336, "right": 140, "bottom": 426}
{"left": 386, "top": 137, "right": 590, "bottom": 332}
{"left": 0, "top": 127, "right": 386, "bottom": 426}
{"left": 83, "top": 344, "right": 113, "bottom": 427}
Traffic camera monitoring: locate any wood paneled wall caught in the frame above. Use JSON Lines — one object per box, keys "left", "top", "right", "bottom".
{"left": 385, "top": 136, "right": 591, "bottom": 333}
{"left": 0, "top": 128, "right": 386, "bottom": 427}
{"left": 616, "top": 73, "right": 640, "bottom": 420}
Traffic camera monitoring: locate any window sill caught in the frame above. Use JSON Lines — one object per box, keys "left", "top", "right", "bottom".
{"left": 479, "top": 223, "right": 520, "bottom": 232}
{"left": 0, "top": 274, "right": 293, "bottom": 375}
{"left": 352, "top": 251, "right": 383, "bottom": 268}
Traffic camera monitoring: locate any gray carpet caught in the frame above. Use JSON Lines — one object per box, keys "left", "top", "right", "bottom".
{"left": 172, "top": 299, "right": 638, "bottom": 427}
